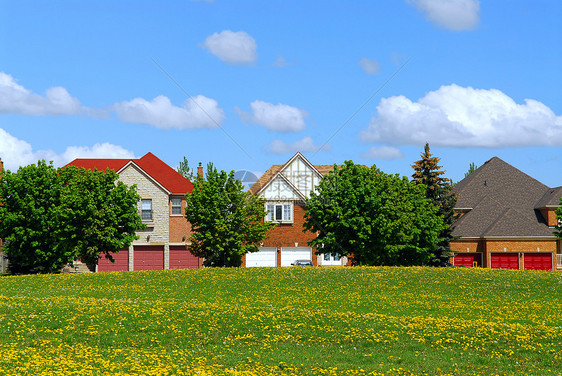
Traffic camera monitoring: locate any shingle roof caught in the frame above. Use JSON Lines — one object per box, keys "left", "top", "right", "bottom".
{"left": 67, "top": 152, "right": 193, "bottom": 194}
{"left": 249, "top": 165, "right": 283, "bottom": 195}
{"left": 535, "top": 186, "right": 562, "bottom": 208}
{"left": 452, "top": 157, "right": 557, "bottom": 238}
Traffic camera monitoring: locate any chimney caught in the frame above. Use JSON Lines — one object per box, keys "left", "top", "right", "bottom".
{"left": 197, "top": 162, "right": 203, "bottom": 178}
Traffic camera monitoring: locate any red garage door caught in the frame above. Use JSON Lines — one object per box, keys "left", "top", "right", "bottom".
{"left": 454, "top": 253, "right": 482, "bottom": 267}
{"left": 523, "top": 253, "right": 552, "bottom": 271}
{"left": 169, "top": 246, "right": 199, "bottom": 269}
{"left": 98, "top": 249, "right": 129, "bottom": 272}
{"left": 134, "top": 246, "right": 164, "bottom": 271}
{"left": 491, "top": 253, "right": 519, "bottom": 269}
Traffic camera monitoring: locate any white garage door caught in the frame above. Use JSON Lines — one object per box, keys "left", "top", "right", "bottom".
{"left": 281, "top": 247, "right": 312, "bottom": 266}
{"left": 246, "top": 247, "right": 277, "bottom": 267}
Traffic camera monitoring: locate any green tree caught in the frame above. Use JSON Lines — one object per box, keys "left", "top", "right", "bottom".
{"left": 185, "top": 163, "right": 274, "bottom": 267}
{"left": 57, "top": 166, "right": 145, "bottom": 271}
{"left": 0, "top": 161, "right": 71, "bottom": 273}
{"left": 411, "top": 143, "right": 457, "bottom": 266}
{"left": 177, "top": 157, "right": 195, "bottom": 181}
{"left": 304, "top": 161, "right": 446, "bottom": 266}
{"left": 0, "top": 161, "right": 145, "bottom": 274}
{"left": 464, "top": 162, "right": 477, "bottom": 177}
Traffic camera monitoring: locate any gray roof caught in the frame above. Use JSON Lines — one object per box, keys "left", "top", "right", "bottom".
{"left": 535, "top": 186, "right": 562, "bottom": 208}
{"left": 452, "top": 157, "right": 557, "bottom": 238}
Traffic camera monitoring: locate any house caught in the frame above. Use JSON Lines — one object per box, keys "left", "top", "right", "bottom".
{"left": 450, "top": 157, "right": 562, "bottom": 271}
{"left": 68, "top": 152, "right": 199, "bottom": 272}
{"left": 246, "top": 152, "right": 348, "bottom": 267}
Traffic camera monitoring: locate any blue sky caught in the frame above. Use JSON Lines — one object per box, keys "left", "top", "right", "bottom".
{"left": 1, "top": 0, "right": 561, "bottom": 186}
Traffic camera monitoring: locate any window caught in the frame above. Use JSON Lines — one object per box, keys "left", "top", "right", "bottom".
{"left": 266, "top": 203, "right": 292, "bottom": 222}
{"left": 171, "top": 198, "right": 182, "bottom": 215}
{"left": 142, "top": 199, "right": 152, "bottom": 220}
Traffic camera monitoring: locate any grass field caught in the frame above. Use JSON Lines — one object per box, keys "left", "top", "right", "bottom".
{"left": 0, "top": 266, "right": 561, "bottom": 375}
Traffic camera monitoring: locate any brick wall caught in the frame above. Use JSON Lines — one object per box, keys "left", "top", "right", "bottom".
{"left": 539, "top": 208, "right": 559, "bottom": 227}
{"left": 450, "top": 240, "right": 485, "bottom": 254}
{"left": 452, "top": 238, "right": 558, "bottom": 269}
{"left": 262, "top": 203, "right": 317, "bottom": 248}
{"left": 485, "top": 239, "right": 557, "bottom": 253}
{"left": 169, "top": 196, "right": 191, "bottom": 243}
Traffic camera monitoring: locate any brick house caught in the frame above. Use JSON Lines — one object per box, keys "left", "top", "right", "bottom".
{"left": 245, "top": 152, "right": 348, "bottom": 267}
{"left": 451, "top": 157, "right": 562, "bottom": 271}
{"left": 68, "top": 152, "right": 199, "bottom": 272}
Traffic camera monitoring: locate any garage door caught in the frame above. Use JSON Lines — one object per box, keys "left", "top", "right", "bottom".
{"left": 281, "top": 247, "right": 312, "bottom": 267}
{"left": 134, "top": 246, "right": 164, "bottom": 271}
{"left": 491, "top": 253, "right": 519, "bottom": 269}
{"left": 454, "top": 253, "right": 482, "bottom": 267}
{"left": 98, "top": 249, "right": 129, "bottom": 272}
{"left": 523, "top": 253, "right": 552, "bottom": 271}
{"left": 246, "top": 247, "right": 277, "bottom": 267}
{"left": 169, "top": 246, "right": 199, "bottom": 269}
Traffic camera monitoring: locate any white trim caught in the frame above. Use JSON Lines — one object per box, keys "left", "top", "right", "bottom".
{"left": 256, "top": 152, "right": 324, "bottom": 197}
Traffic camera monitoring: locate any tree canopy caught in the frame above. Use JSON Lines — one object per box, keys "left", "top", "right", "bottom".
{"left": 464, "top": 162, "right": 478, "bottom": 178}
{"left": 411, "top": 143, "right": 457, "bottom": 266}
{"left": 304, "top": 161, "right": 446, "bottom": 266}
{"left": 58, "top": 166, "right": 145, "bottom": 270}
{"left": 177, "top": 156, "right": 195, "bottom": 181}
{"left": 0, "top": 161, "right": 144, "bottom": 274}
{"left": 185, "top": 163, "right": 274, "bottom": 267}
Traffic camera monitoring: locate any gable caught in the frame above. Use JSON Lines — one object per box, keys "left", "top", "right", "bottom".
{"left": 256, "top": 153, "right": 326, "bottom": 201}
{"left": 66, "top": 152, "right": 192, "bottom": 195}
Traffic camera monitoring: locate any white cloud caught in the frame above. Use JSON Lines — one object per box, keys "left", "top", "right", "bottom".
{"left": 360, "top": 84, "right": 562, "bottom": 147}
{"left": 409, "top": 0, "right": 480, "bottom": 31}
{"left": 202, "top": 30, "right": 257, "bottom": 65}
{"left": 273, "top": 55, "right": 289, "bottom": 68}
{"left": 113, "top": 95, "right": 225, "bottom": 129}
{"left": 237, "top": 100, "right": 307, "bottom": 132}
{"left": 0, "top": 72, "right": 82, "bottom": 116}
{"left": 359, "top": 58, "right": 380, "bottom": 75}
{"left": 59, "top": 143, "right": 135, "bottom": 163}
{"left": 0, "top": 128, "right": 135, "bottom": 171}
{"left": 266, "top": 136, "right": 330, "bottom": 154}
{"left": 361, "top": 146, "right": 404, "bottom": 160}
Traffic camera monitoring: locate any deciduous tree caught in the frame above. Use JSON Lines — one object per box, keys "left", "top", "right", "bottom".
{"left": 185, "top": 163, "right": 274, "bottom": 267}
{"left": 0, "top": 161, "right": 144, "bottom": 274}
{"left": 304, "top": 161, "right": 445, "bottom": 266}
{"left": 58, "top": 166, "right": 145, "bottom": 271}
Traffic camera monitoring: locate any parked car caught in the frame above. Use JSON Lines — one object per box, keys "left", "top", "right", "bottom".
{"left": 291, "top": 259, "right": 314, "bottom": 267}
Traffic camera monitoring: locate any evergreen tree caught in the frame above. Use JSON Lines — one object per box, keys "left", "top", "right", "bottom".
{"left": 177, "top": 157, "right": 195, "bottom": 181}
{"left": 464, "top": 162, "right": 477, "bottom": 177}
{"left": 411, "top": 143, "right": 457, "bottom": 266}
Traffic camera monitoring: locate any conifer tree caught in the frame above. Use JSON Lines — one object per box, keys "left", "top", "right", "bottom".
{"left": 411, "top": 143, "right": 457, "bottom": 266}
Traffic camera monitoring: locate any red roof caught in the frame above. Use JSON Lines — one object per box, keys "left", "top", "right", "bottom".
{"left": 67, "top": 152, "right": 193, "bottom": 194}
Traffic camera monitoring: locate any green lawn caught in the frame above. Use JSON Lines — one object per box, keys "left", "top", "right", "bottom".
{"left": 0, "top": 266, "right": 561, "bottom": 375}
